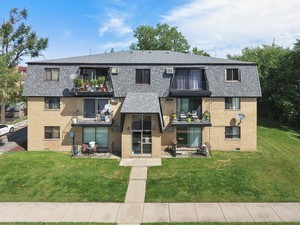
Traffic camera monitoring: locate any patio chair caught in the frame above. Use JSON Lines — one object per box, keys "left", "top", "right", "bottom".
{"left": 191, "top": 110, "right": 199, "bottom": 120}
{"left": 179, "top": 111, "right": 187, "bottom": 121}
{"left": 81, "top": 143, "right": 89, "bottom": 154}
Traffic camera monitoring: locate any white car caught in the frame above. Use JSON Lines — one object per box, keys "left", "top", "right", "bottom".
{"left": 0, "top": 124, "right": 15, "bottom": 136}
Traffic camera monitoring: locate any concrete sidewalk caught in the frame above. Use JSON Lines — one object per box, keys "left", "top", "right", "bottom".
{"left": 0, "top": 202, "right": 299, "bottom": 223}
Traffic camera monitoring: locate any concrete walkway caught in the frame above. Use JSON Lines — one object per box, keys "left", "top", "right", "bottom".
{"left": 0, "top": 202, "right": 299, "bottom": 223}
{"left": 0, "top": 158, "right": 300, "bottom": 223}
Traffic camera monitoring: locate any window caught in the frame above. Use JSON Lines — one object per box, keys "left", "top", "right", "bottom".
{"left": 225, "top": 126, "right": 240, "bottom": 139}
{"left": 225, "top": 97, "right": 240, "bottom": 110}
{"left": 136, "top": 69, "right": 150, "bottom": 84}
{"left": 83, "top": 127, "right": 108, "bottom": 148}
{"left": 45, "top": 68, "right": 59, "bottom": 81}
{"left": 44, "top": 126, "right": 60, "bottom": 139}
{"left": 44, "top": 97, "right": 60, "bottom": 109}
{"left": 84, "top": 98, "right": 108, "bottom": 118}
{"left": 226, "top": 69, "right": 240, "bottom": 81}
{"left": 132, "top": 114, "right": 151, "bottom": 131}
{"left": 175, "top": 69, "right": 205, "bottom": 90}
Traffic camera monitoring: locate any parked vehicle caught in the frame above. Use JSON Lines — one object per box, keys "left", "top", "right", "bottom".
{"left": 0, "top": 124, "right": 15, "bottom": 136}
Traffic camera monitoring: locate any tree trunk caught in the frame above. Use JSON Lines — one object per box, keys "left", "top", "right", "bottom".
{"left": 0, "top": 102, "right": 5, "bottom": 124}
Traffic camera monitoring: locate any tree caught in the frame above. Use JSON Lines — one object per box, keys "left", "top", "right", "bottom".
{"left": 192, "top": 47, "right": 210, "bottom": 57}
{"left": 228, "top": 42, "right": 300, "bottom": 128}
{"left": 130, "top": 23, "right": 190, "bottom": 53}
{"left": 0, "top": 8, "right": 48, "bottom": 123}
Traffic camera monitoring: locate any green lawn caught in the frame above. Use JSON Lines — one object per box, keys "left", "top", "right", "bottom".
{"left": 146, "top": 120, "right": 300, "bottom": 202}
{"left": 0, "top": 152, "right": 130, "bottom": 202}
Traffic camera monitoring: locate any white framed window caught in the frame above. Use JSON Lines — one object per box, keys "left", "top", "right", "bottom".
{"left": 225, "top": 68, "right": 240, "bottom": 82}
{"left": 225, "top": 97, "right": 240, "bottom": 110}
{"left": 225, "top": 126, "right": 240, "bottom": 139}
{"left": 45, "top": 68, "right": 59, "bottom": 81}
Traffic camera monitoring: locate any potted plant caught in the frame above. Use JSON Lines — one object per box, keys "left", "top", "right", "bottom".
{"left": 98, "top": 76, "right": 105, "bottom": 88}
{"left": 172, "top": 113, "right": 178, "bottom": 122}
{"left": 91, "top": 79, "right": 98, "bottom": 91}
{"left": 74, "top": 77, "right": 83, "bottom": 91}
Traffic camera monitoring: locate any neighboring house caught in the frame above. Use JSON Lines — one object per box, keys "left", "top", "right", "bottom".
{"left": 23, "top": 51, "right": 261, "bottom": 157}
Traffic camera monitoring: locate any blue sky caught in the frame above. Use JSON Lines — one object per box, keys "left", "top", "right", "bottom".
{"left": 1, "top": 0, "right": 300, "bottom": 64}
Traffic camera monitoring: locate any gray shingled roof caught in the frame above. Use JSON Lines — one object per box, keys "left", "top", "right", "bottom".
{"left": 120, "top": 92, "right": 161, "bottom": 113}
{"left": 28, "top": 50, "right": 255, "bottom": 65}
{"left": 24, "top": 50, "right": 261, "bottom": 98}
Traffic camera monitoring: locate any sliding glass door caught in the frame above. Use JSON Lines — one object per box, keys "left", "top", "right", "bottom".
{"left": 177, "top": 127, "right": 202, "bottom": 148}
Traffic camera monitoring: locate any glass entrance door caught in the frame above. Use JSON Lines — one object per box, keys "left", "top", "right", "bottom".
{"left": 132, "top": 131, "right": 142, "bottom": 154}
{"left": 132, "top": 131, "right": 152, "bottom": 155}
{"left": 131, "top": 114, "right": 152, "bottom": 155}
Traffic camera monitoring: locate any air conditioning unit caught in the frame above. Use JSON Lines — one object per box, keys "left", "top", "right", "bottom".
{"left": 111, "top": 67, "right": 119, "bottom": 74}
{"left": 166, "top": 67, "right": 174, "bottom": 74}
{"left": 111, "top": 97, "right": 119, "bottom": 103}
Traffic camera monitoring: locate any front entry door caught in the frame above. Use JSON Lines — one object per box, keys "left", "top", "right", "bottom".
{"left": 131, "top": 114, "right": 152, "bottom": 155}
{"left": 132, "top": 131, "right": 152, "bottom": 155}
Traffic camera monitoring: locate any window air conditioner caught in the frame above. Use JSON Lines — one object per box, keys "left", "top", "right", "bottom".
{"left": 111, "top": 67, "right": 119, "bottom": 74}
{"left": 166, "top": 67, "right": 174, "bottom": 74}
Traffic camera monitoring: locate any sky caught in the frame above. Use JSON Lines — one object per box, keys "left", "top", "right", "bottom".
{"left": 1, "top": 0, "right": 300, "bottom": 64}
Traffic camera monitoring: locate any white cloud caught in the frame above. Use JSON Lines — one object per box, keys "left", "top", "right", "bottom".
{"left": 99, "top": 13, "right": 132, "bottom": 37}
{"left": 162, "top": 0, "right": 300, "bottom": 57}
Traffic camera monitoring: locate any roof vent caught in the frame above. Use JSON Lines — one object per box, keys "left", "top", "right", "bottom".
{"left": 166, "top": 67, "right": 174, "bottom": 74}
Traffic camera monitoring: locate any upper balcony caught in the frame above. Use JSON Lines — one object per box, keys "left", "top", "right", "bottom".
{"left": 71, "top": 67, "right": 114, "bottom": 97}
{"left": 170, "top": 68, "right": 212, "bottom": 97}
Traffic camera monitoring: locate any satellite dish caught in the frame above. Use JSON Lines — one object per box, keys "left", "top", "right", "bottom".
{"left": 236, "top": 113, "right": 245, "bottom": 125}
{"left": 104, "top": 104, "right": 113, "bottom": 111}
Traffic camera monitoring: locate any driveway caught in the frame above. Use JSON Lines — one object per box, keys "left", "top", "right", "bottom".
{"left": 0, "top": 120, "right": 27, "bottom": 154}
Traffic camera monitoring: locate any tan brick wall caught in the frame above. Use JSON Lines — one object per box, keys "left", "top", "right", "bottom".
{"left": 27, "top": 97, "right": 75, "bottom": 151}
{"left": 202, "top": 97, "right": 257, "bottom": 151}
{"left": 160, "top": 98, "right": 176, "bottom": 151}
{"left": 27, "top": 97, "right": 123, "bottom": 152}
{"left": 121, "top": 113, "right": 161, "bottom": 158}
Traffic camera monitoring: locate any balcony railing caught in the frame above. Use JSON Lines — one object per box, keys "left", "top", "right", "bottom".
{"left": 71, "top": 113, "right": 113, "bottom": 127}
{"left": 170, "top": 78, "right": 211, "bottom": 96}
{"left": 170, "top": 111, "right": 211, "bottom": 127}
{"left": 71, "top": 77, "right": 113, "bottom": 96}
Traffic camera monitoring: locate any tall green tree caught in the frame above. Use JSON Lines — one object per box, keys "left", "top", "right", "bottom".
{"left": 192, "top": 47, "right": 211, "bottom": 56}
{"left": 228, "top": 42, "right": 300, "bottom": 127}
{"left": 130, "top": 23, "right": 190, "bottom": 53}
{"left": 0, "top": 8, "right": 48, "bottom": 123}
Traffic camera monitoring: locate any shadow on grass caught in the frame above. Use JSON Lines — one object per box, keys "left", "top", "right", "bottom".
{"left": 258, "top": 118, "right": 300, "bottom": 134}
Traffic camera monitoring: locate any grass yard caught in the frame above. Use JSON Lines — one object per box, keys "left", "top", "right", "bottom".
{"left": 0, "top": 152, "right": 130, "bottom": 202}
{"left": 146, "top": 120, "right": 300, "bottom": 202}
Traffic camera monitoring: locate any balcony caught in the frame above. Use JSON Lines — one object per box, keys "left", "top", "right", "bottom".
{"left": 170, "top": 68, "right": 212, "bottom": 97}
{"left": 71, "top": 113, "right": 113, "bottom": 127}
{"left": 71, "top": 67, "right": 114, "bottom": 97}
{"left": 170, "top": 110, "right": 211, "bottom": 127}
{"left": 71, "top": 78, "right": 113, "bottom": 97}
